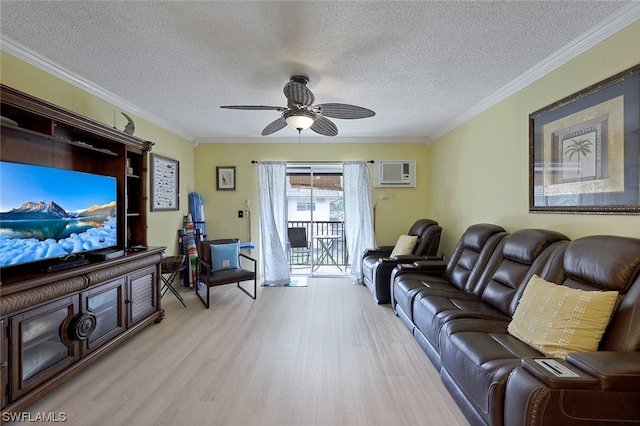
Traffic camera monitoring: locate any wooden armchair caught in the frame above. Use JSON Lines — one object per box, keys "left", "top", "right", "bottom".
{"left": 195, "top": 238, "right": 257, "bottom": 308}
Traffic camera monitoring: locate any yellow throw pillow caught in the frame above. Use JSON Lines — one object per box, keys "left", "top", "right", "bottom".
{"left": 390, "top": 234, "right": 418, "bottom": 257}
{"left": 508, "top": 275, "right": 618, "bottom": 359}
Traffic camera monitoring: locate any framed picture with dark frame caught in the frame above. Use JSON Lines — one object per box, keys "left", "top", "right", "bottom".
{"left": 151, "top": 154, "right": 179, "bottom": 211}
{"left": 529, "top": 64, "right": 640, "bottom": 214}
{"left": 216, "top": 166, "right": 236, "bottom": 191}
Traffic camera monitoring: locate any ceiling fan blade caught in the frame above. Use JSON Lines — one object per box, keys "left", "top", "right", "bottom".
{"left": 315, "top": 103, "right": 375, "bottom": 119}
{"left": 261, "top": 117, "right": 287, "bottom": 136}
{"left": 310, "top": 116, "right": 338, "bottom": 137}
{"left": 284, "top": 81, "right": 315, "bottom": 107}
{"left": 220, "top": 105, "right": 287, "bottom": 111}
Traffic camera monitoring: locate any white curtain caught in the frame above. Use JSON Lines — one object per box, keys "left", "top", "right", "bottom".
{"left": 343, "top": 161, "right": 376, "bottom": 284}
{"left": 257, "top": 162, "right": 291, "bottom": 285}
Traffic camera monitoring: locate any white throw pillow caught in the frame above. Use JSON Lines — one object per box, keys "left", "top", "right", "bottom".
{"left": 390, "top": 234, "right": 418, "bottom": 257}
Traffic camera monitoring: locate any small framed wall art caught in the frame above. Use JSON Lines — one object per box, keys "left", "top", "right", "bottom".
{"left": 151, "top": 154, "right": 179, "bottom": 211}
{"left": 216, "top": 166, "right": 236, "bottom": 191}
{"left": 529, "top": 64, "right": 639, "bottom": 214}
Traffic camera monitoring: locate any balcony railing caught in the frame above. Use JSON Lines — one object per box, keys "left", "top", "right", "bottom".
{"left": 287, "top": 220, "right": 349, "bottom": 269}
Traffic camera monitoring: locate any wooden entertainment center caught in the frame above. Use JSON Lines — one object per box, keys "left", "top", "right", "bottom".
{"left": 0, "top": 85, "right": 165, "bottom": 416}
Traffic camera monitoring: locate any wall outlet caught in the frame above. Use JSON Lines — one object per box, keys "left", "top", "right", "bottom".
{"left": 238, "top": 210, "right": 244, "bottom": 218}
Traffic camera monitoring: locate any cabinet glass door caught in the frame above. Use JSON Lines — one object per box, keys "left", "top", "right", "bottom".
{"left": 1, "top": 318, "right": 8, "bottom": 408}
{"left": 83, "top": 278, "right": 126, "bottom": 354}
{"left": 21, "top": 308, "right": 68, "bottom": 381}
{"left": 11, "top": 296, "right": 80, "bottom": 398}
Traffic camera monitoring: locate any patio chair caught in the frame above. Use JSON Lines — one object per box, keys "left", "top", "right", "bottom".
{"left": 287, "top": 227, "right": 311, "bottom": 270}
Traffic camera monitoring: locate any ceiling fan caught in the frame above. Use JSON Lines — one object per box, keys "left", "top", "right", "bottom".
{"left": 220, "top": 76, "right": 375, "bottom": 136}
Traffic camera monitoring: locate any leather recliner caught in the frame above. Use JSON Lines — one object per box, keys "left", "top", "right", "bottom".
{"left": 391, "top": 228, "right": 640, "bottom": 426}
{"left": 361, "top": 219, "right": 442, "bottom": 304}
{"left": 392, "top": 223, "right": 507, "bottom": 331}
{"left": 439, "top": 234, "right": 640, "bottom": 426}
{"left": 413, "top": 228, "right": 569, "bottom": 369}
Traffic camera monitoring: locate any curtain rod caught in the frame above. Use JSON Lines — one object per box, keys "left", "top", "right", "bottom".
{"left": 251, "top": 160, "right": 374, "bottom": 164}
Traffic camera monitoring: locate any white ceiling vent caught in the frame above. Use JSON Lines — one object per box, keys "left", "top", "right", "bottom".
{"left": 374, "top": 160, "right": 416, "bottom": 187}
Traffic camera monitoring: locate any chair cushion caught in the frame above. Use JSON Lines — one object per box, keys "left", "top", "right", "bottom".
{"left": 390, "top": 235, "right": 418, "bottom": 257}
{"left": 508, "top": 275, "right": 618, "bottom": 359}
{"left": 210, "top": 242, "right": 240, "bottom": 272}
{"left": 206, "top": 267, "right": 255, "bottom": 286}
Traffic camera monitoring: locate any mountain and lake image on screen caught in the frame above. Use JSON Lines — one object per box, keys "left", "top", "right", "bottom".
{"left": 0, "top": 162, "right": 118, "bottom": 268}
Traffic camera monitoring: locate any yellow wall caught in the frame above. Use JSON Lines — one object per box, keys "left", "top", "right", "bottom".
{"left": 429, "top": 21, "right": 640, "bottom": 255}
{"left": 193, "top": 143, "right": 431, "bottom": 258}
{"left": 1, "top": 52, "right": 196, "bottom": 255}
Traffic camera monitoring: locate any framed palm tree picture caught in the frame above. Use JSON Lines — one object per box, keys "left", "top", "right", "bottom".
{"left": 529, "top": 64, "right": 639, "bottom": 214}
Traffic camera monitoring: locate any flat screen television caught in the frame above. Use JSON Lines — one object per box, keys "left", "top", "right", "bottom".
{"left": 0, "top": 161, "right": 118, "bottom": 268}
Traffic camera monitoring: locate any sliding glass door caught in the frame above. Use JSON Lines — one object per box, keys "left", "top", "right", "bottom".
{"left": 286, "top": 164, "right": 348, "bottom": 276}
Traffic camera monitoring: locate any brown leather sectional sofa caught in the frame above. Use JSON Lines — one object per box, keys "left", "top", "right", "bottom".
{"left": 390, "top": 223, "right": 640, "bottom": 426}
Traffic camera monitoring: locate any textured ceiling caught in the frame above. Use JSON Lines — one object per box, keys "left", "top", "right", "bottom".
{"left": 1, "top": 1, "right": 638, "bottom": 144}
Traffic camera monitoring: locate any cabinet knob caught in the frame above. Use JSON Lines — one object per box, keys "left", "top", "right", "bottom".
{"left": 68, "top": 313, "right": 97, "bottom": 341}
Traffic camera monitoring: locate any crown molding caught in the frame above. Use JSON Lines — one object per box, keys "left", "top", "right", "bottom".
{"left": 1, "top": 36, "right": 195, "bottom": 142}
{"left": 193, "top": 136, "right": 428, "bottom": 145}
{"left": 427, "top": 3, "right": 640, "bottom": 145}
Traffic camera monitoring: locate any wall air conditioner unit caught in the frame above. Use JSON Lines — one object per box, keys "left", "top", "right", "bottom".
{"left": 374, "top": 160, "right": 416, "bottom": 187}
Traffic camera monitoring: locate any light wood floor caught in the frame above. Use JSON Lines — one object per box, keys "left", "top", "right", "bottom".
{"left": 22, "top": 278, "right": 468, "bottom": 425}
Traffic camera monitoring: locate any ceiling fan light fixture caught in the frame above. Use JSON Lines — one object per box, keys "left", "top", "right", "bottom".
{"left": 221, "top": 76, "right": 375, "bottom": 136}
{"left": 284, "top": 110, "right": 315, "bottom": 131}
